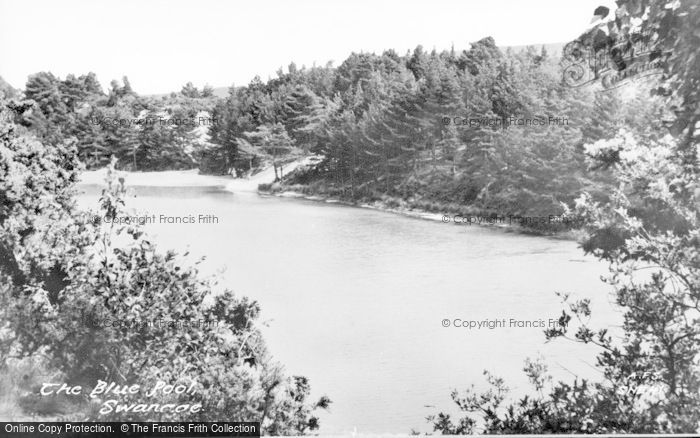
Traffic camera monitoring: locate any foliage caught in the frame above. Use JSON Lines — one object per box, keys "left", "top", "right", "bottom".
{"left": 0, "top": 99, "right": 329, "bottom": 433}
{"left": 201, "top": 40, "right": 621, "bottom": 230}
{"left": 429, "top": 0, "right": 700, "bottom": 433}
{"left": 14, "top": 74, "right": 217, "bottom": 171}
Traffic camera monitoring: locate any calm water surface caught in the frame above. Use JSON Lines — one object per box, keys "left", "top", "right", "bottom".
{"left": 77, "top": 184, "right": 618, "bottom": 434}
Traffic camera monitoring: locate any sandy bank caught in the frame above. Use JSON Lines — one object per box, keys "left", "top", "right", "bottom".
{"left": 78, "top": 157, "right": 319, "bottom": 192}
{"left": 79, "top": 168, "right": 233, "bottom": 188}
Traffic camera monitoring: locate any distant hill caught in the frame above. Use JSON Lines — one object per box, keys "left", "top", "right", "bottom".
{"left": 0, "top": 75, "right": 18, "bottom": 98}
{"left": 500, "top": 42, "right": 566, "bottom": 57}
{"left": 146, "top": 86, "right": 231, "bottom": 100}
{"left": 210, "top": 86, "right": 230, "bottom": 98}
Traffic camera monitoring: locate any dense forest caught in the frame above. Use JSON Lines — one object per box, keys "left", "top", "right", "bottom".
{"left": 3, "top": 36, "right": 669, "bottom": 233}
{"left": 4, "top": 73, "right": 220, "bottom": 171}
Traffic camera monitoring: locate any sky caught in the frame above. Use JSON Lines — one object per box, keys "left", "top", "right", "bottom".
{"left": 0, "top": 0, "right": 616, "bottom": 95}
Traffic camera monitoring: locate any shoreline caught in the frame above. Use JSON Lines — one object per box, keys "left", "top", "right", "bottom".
{"left": 78, "top": 167, "right": 583, "bottom": 240}
{"left": 79, "top": 168, "right": 234, "bottom": 188}
{"left": 258, "top": 187, "right": 584, "bottom": 240}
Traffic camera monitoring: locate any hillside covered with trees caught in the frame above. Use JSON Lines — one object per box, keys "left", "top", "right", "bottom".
{"left": 7, "top": 37, "right": 669, "bottom": 233}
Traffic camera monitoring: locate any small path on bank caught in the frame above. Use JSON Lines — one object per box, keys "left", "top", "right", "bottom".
{"left": 224, "top": 156, "right": 318, "bottom": 193}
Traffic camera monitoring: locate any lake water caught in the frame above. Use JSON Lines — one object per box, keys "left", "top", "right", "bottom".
{"left": 77, "top": 183, "right": 619, "bottom": 434}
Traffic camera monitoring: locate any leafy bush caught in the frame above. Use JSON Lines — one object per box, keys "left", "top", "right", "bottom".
{"left": 0, "top": 98, "right": 329, "bottom": 433}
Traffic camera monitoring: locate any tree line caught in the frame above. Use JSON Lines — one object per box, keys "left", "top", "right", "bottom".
{"left": 206, "top": 38, "right": 666, "bottom": 232}
{"left": 5, "top": 41, "right": 657, "bottom": 232}
{"left": 6, "top": 38, "right": 668, "bottom": 233}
